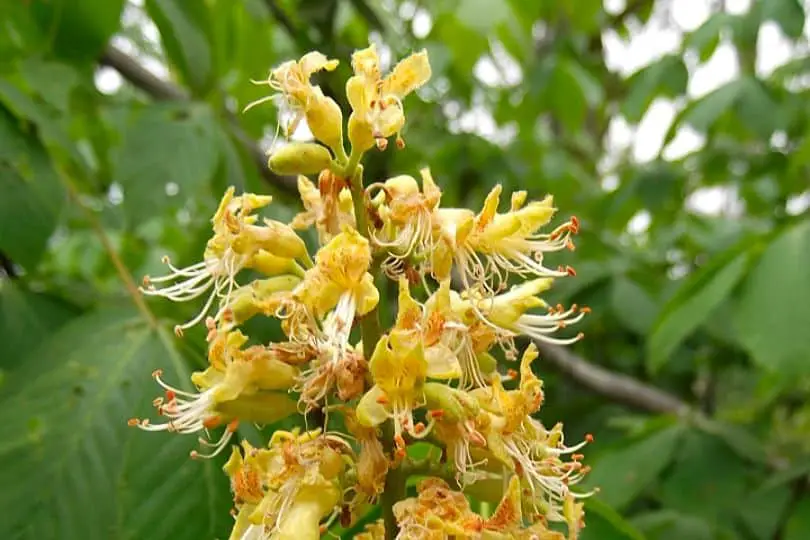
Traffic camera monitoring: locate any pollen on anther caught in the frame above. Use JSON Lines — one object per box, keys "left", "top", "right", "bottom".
{"left": 585, "top": 433, "right": 594, "bottom": 443}
{"left": 127, "top": 418, "right": 140, "bottom": 427}
{"left": 429, "top": 409, "right": 445, "bottom": 419}
{"left": 414, "top": 422, "right": 425, "bottom": 434}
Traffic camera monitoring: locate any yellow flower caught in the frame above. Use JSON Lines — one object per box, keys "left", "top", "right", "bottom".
{"left": 346, "top": 44, "right": 431, "bottom": 151}
{"left": 480, "top": 476, "right": 568, "bottom": 540}
{"left": 464, "top": 346, "right": 593, "bottom": 526}
{"left": 224, "top": 429, "right": 348, "bottom": 540}
{"left": 290, "top": 171, "right": 356, "bottom": 244}
{"left": 370, "top": 168, "right": 443, "bottom": 279}
{"left": 246, "top": 52, "right": 344, "bottom": 152}
{"left": 141, "top": 187, "right": 309, "bottom": 335}
{"left": 345, "top": 409, "right": 389, "bottom": 503}
{"left": 435, "top": 185, "right": 580, "bottom": 296}
{"left": 461, "top": 278, "right": 588, "bottom": 347}
{"left": 393, "top": 478, "right": 484, "bottom": 538}
{"left": 129, "top": 328, "right": 298, "bottom": 458}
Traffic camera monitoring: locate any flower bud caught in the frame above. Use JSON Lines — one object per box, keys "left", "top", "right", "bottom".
{"left": 214, "top": 392, "right": 298, "bottom": 424}
{"left": 306, "top": 94, "right": 344, "bottom": 154}
{"left": 267, "top": 142, "right": 333, "bottom": 176}
{"left": 423, "top": 382, "right": 466, "bottom": 422}
{"left": 250, "top": 250, "right": 305, "bottom": 277}
{"left": 348, "top": 112, "right": 375, "bottom": 153}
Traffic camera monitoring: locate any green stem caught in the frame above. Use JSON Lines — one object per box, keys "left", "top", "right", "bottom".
{"left": 381, "top": 462, "right": 407, "bottom": 539}
{"left": 347, "top": 162, "right": 382, "bottom": 361}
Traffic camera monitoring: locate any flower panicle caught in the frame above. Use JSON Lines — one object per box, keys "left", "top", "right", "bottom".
{"left": 132, "top": 43, "right": 594, "bottom": 540}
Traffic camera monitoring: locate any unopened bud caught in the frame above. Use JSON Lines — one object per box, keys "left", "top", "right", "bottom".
{"left": 267, "top": 142, "right": 333, "bottom": 176}
{"left": 423, "top": 382, "right": 465, "bottom": 422}
{"left": 306, "top": 95, "right": 344, "bottom": 153}
{"left": 348, "top": 112, "right": 375, "bottom": 153}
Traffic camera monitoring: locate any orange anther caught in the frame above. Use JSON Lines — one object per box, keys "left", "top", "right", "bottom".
{"left": 570, "top": 216, "right": 580, "bottom": 233}
{"left": 203, "top": 416, "right": 223, "bottom": 429}
{"left": 585, "top": 433, "right": 594, "bottom": 443}
{"left": 190, "top": 450, "right": 200, "bottom": 460}
{"left": 572, "top": 453, "right": 584, "bottom": 461}
{"left": 174, "top": 325, "right": 184, "bottom": 337}
{"left": 142, "top": 276, "right": 151, "bottom": 287}
{"left": 226, "top": 419, "right": 240, "bottom": 432}
{"left": 429, "top": 409, "right": 445, "bottom": 419}
{"left": 414, "top": 422, "right": 425, "bottom": 434}
{"left": 376, "top": 395, "right": 389, "bottom": 405}
{"left": 566, "top": 265, "right": 577, "bottom": 277}
{"left": 507, "top": 369, "right": 518, "bottom": 379}
{"left": 127, "top": 418, "right": 140, "bottom": 427}
{"left": 581, "top": 306, "right": 591, "bottom": 314}
{"left": 165, "top": 390, "right": 176, "bottom": 401}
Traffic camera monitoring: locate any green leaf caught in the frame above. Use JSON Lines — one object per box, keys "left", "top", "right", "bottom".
{"left": 679, "top": 80, "right": 744, "bottom": 132}
{"left": 785, "top": 497, "right": 810, "bottom": 540}
{"left": 610, "top": 277, "right": 658, "bottom": 336}
{"left": 685, "top": 13, "right": 731, "bottom": 62}
{"left": 0, "top": 284, "right": 79, "bottom": 371}
{"left": 647, "top": 242, "right": 753, "bottom": 372}
{"left": 145, "top": 0, "right": 217, "bottom": 93}
{"left": 548, "top": 58, "right": 588, "bottom": 132}
{"left": 734, "top": 220, "right": 810, "bottom": 374}
{"left": 736, "top": 76, "right": 783, "bottom": 138}
{"left": 19, "top": 59, "right": 79, "bottom": 113}
{"left": 762, "top": 0, "right": 805, "bottom": 40}
{"left": 0, "top": 309, "right": 232, "bottom": 539}
{"left": 622, "top": 55, "right": 688, "bottom": 123}
{"left": 586, "top": 423, "right": 684, "bottom": 510}
{"left": 113, "top": 103, "right": 220, "bottom": 221}
{"left": 456, "top": 0, "right": 513, "bottom": 34}
{"left": 547, "top": 58, "right": 604, "bottom": 133}
{"left": 738, "top": 480, "right": 793, "bottom": 539}
{"left": 0, "top": 107, "right": 65, "bottom": 270}
{"left": 580, "top": 498, "right": 646, "bottom": 540}
{"left": 658, "top": 431, "right": 747, "bottom": 521}
{"left": 697, "top": 419, "right": 770, "bottom": 465}
{"left": 30, "top": 0, "right": 125, "bottom": 62}
{"left": 633, "top": 511, "right": 714, "bottom": 540}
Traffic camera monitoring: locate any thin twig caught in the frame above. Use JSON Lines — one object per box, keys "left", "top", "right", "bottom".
{"left": 62, "top": 177, "right": 158, "bottom": 329}
{"left": 536, "top": 342, "right": 689, "bottom": 415}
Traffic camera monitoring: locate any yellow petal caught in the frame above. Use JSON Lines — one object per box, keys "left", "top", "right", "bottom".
{"left": 356, "top": 385, "right": 390, "bottom": 427}
{"left": 383, "top": 49, "right": 431, "bottom": 98}
{"left": 355, "top": 273, "right": 380, "bottom": 316}
{"left": 351, "top": 44, "right": 381, "bottom": 77}
{"left": 299, "top": 51, "right": 339, "bottom": 78}
{"left": 425, "top": 343, "right": 462, "bottom": 380}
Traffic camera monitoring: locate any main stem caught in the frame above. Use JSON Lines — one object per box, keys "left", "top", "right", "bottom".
{"left": 346, "top": 159, "right": 405, "bottom": 539}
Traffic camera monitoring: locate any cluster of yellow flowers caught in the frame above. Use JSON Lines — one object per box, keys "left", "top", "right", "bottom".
{"left": 132, "top": 44, "right": 593, "bottom": 540}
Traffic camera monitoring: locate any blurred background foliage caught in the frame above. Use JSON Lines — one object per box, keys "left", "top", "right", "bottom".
{"left": 1, "top": 0, "right": 810, "bottom": 538}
